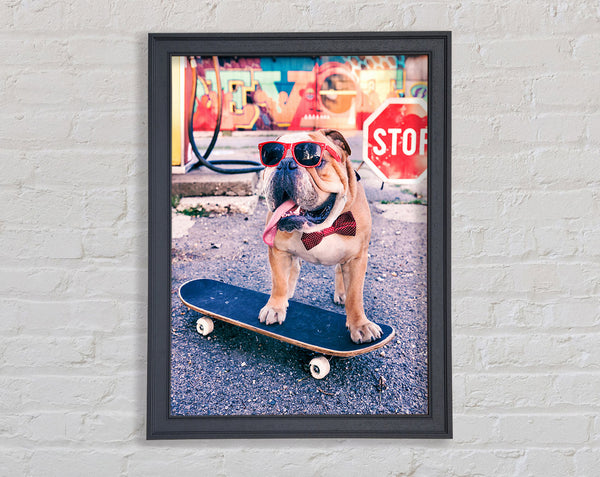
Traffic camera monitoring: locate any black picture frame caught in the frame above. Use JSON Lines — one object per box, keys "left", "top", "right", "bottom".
{"left": 148, "top": 32, "right": 451, "bottom": 439}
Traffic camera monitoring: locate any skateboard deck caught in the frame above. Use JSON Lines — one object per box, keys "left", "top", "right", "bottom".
{"left": 178, "top": 279, "right": 395, "bottom": 358}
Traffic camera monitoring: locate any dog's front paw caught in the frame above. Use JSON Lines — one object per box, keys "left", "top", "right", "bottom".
{"left": 348, "top": 320, "right": 382, "bottom": 344}
{"left": 259, "top": 304, "right": 287, "bottom": 325}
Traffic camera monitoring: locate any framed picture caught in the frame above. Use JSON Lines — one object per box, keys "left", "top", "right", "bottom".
{"left": 148, "top": 32, "right": 451, "bottom": 439}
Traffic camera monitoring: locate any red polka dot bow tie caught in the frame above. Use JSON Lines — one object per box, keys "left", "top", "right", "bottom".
{"left": 301, "top": 211, "right": 357, "bottom": 250}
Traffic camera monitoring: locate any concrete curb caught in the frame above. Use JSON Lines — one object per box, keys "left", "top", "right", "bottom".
{"left": 176, "top": 195, "right": 259, "bottom": 216}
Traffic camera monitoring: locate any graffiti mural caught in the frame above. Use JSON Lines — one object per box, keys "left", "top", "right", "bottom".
{"left": 187, "top": 55, "right": 428, "bottom": 132}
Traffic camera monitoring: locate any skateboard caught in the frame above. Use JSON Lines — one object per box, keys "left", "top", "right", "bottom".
{"left": 178, "top": 279, "right": 395, "bottom": 379}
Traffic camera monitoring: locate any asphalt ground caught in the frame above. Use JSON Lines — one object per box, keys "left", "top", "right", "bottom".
{"left": 170, "top": 159, "right": 428, "bottom": 416}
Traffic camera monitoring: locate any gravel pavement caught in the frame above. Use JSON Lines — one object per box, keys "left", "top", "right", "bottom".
{"left": 170, "top": 163, "right": 428, "bottom": 416}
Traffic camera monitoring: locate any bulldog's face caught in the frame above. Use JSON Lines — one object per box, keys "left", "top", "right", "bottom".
{"left": 262, "top": 129, "right": 352, "bottom": 235}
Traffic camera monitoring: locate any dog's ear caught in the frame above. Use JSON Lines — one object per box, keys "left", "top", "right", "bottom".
{"left": 320, "top": 129, "right": 351, "bottom": 157}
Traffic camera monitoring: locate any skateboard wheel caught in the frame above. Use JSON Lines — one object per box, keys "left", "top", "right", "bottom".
{"left": 309, "top": 356, "right": 330, "bottom": 379}
{"left": 196, "top": 317, "right": 214, "bottom": 336}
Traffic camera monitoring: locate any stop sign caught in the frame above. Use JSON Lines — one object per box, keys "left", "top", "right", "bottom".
{"left": 362, "top": 98, "right": 428, "bottom": 184}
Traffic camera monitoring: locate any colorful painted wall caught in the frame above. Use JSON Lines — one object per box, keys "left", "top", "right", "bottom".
{"left": 187, "top": 55, "right": 428, "bottom": 132}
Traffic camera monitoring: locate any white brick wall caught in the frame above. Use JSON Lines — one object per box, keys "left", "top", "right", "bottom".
{"left": 1, "top": 0, "right": 598, "bottom": 475}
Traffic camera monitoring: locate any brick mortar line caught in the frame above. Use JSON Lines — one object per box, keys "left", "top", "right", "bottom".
{"left": 453, "top": 328, "right": 600, "bottom": 335}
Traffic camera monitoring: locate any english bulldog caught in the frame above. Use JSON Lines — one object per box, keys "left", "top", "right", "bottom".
{"left": 258, "top": 129, "right": 382, "bottom": 344}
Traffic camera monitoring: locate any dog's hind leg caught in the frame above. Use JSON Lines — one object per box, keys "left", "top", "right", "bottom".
{"left": 333, "top": 263, "right": 346, "bottom": 305}
{"left": 287, "top": 257, "right": 302, "bottom": 299}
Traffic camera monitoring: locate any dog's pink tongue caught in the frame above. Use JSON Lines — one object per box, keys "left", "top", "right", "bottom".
{"left": 262, "top": 199, "right": 297, "bottom": 246}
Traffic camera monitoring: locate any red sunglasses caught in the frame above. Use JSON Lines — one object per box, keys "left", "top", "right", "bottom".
{"left": 258, "top": 141, "right": 341, "bottom": 168}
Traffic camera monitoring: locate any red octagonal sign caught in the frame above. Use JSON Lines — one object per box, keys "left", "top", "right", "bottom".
{"left": 362, "top": 98, "right": 428, "bottom": 184}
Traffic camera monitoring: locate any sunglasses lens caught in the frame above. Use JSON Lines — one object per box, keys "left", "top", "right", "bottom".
{"left": 293, "top": 142, "right": 322, "bottom": 167}
{"left": 260, "top": 142, "right": 286, "bottom": 166}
